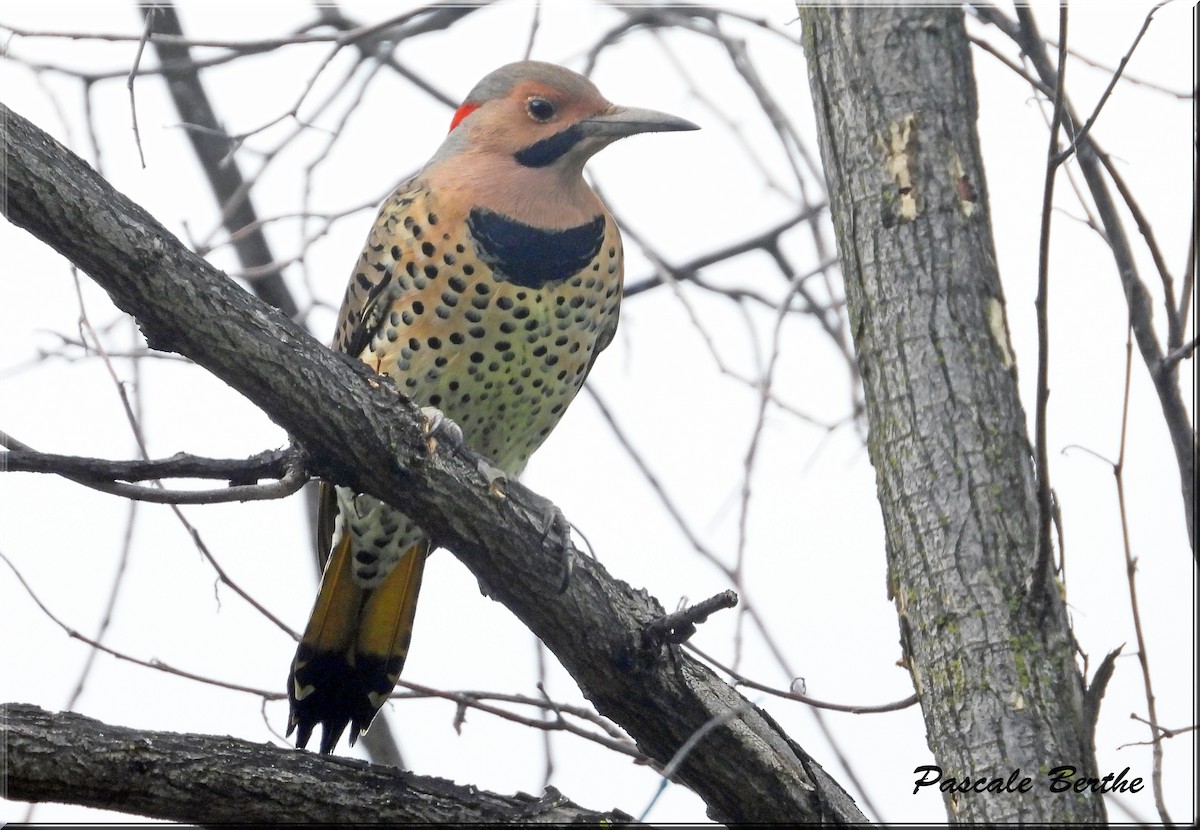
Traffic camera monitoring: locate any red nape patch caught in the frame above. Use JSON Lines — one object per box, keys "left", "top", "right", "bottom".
{"left": 449, "top": 103, "right": 479, "bottom": 133}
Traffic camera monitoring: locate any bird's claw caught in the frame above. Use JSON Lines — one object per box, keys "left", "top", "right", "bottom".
{"left": 538, "top": 504, "right": 574, "bottom": 593}
{"left": 420, "top": 405, "right": 463, "bottom": 455}
{"left": 476, "top": 457, "right": 509, "bottom": 498}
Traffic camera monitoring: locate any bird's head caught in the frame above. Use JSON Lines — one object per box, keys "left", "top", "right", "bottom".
{"left": 432, "top": 60, "right": 697, "bottom": 178}
{"left": 423, "top": 61, "right": 696, "bottom": 227}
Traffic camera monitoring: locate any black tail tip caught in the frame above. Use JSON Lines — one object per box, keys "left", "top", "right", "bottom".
{"left": 319, "top": 720, "right": 349, "bottom": 755}
{"left": 288, "top": 651, "right": 394, "bottom": 755}
{"left": 289, "top": 712, "right": 349, "bottom": 755}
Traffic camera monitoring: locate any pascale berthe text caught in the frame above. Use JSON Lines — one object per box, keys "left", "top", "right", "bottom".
{"left": 912, "top": 765, "right": 1144, "bottom": 795}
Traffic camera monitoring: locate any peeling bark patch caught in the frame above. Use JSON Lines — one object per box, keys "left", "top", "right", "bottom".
{"left": 881, "top": 112, "right": 920, "bottom": 224}
{"left": 987, "top": 297, "right": 1015, "bottom": 369}
{"left": 948, "top": 150, "right": 977, "bottom": 217}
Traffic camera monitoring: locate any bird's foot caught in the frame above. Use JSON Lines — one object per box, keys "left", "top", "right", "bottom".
{"left": 420, "top": 405, "right": 463, "bottom": 455}
{"left": 538, "top": 504, "right": 575, "bottom": 593}
{"left": 476, "top": 457, "right": 509, "bottom": 498}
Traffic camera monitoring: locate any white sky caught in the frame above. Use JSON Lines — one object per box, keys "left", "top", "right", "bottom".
{"left": 0, "top": 0, "right": 1194, "bottom": 823}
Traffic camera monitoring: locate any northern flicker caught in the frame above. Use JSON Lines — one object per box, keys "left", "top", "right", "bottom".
{"left": 287, "top": 61, "right": 697, "bottom": 754}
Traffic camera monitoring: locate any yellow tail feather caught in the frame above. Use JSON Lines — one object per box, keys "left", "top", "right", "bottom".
{"left": 288, "top": 534, "right": 430, "bottom": 754}
{"left": 302, "top": 531, "right": 363, "bottom": 655}
{"left": 356, "top": 540, "right": 428, "bottom": 681}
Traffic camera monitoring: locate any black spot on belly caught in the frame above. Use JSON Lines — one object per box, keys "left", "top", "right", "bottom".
{"left": 467, "top": 208, "right": 605, "bottom": 289}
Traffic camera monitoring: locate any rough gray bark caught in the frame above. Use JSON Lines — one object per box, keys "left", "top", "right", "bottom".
{"left": 1, "top": 703, "right": 628, "bottom": 823}
{"left": 798, "top": 6, "right": 1104, "bottom": 824}
{"left": 0, "top": 102, "right": 866, "bottom": 824}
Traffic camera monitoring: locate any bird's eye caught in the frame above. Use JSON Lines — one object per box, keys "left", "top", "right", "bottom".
{"left": 527, "top": 98, "right": 556, "bottom": 122}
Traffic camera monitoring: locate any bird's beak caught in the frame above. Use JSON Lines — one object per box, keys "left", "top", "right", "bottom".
{"left": 579, "top": 105, "right": 700, "bottom": 139}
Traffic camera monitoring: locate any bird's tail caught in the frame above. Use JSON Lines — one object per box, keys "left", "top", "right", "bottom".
{"left": 287, "top": 534, "right": 429, "bottom": 754}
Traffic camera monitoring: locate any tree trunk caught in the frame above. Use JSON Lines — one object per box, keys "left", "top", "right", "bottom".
{"left": 798, "top": 6, "right": 1104, "bottom": 823}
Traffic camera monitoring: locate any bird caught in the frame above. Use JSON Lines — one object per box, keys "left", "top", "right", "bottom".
{"left": 286, "top": 60, "right": 697, "bottom": 755}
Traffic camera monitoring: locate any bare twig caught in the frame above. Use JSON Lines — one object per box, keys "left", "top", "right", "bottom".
{"left": 523, "top": 1, "right": 541, "bottom": 60}
{"left": 1024, "top": 2, "right": 1069, "bottom": 603}
{"left": 1093, "top": 150, "right": 1182, "bottom": 351}
{"left": 0, "top": 442, "right": 299, "bottom": 482}
{"left": 64, "top": 328, "right": 144, "bottom": 711}
{"left": 1, "top": 435, "right": 309, "bottom": 504}
{"left": 0, "top": 548, "right": 647, "bottom": 769}
{"left": 1114, "top": 321, "right": 1170, "bottom": 823}
{"left": 687, "top": 643, "right": 918, "bottom": 715}
{"left": 1126, "top": 714, "right": 1199, "bottom": 742}
{"left": 623, "top": 204, "right": 826, "bottom": 296}
{"left": 125, "top": 8, "right": 153, "bottom": 168}
{"left": 1054, "top": 3, "right": 1162, "bottom": 165}
{"left": 0, "top": 549, "right": 282, "bottom": 699}
{"left": 393, "top": 678, "right": 646, "bottom": 763}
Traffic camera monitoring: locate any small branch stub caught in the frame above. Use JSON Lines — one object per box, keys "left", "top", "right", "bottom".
{"left": 643, "top": 590, "right": 739, "bottom": 649}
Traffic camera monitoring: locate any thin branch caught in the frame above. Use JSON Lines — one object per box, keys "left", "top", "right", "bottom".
{"left": 1114, "top": 321, "right": 1171, "bottom": 823}
{"left": 0, "top": 549, "right": 281, "bottom": 699}
{"left": 3, "top": 545, "right": 647, "bottom": 766}
{"left": 1126, "top": 714, "right": 1199, "bottom": 742}
{"left": 687, "top": 643, "right": 918, "bottom": 715}
{"left": 1083, "top": 645, "right": 1124, "bottom": 730}
{"left": 393, "top": 679, "right": 646, "bottom": 763}
{"left": 523, "top": 1, "right": 541, "bottom": 60}
{"left": 0, "top": 442, "right": 299, "bottom": 482}
{"left": 733, "top": 244, "right": 810, "bottom": 667}
{"left": 623, "top": 205, "right": 826, "bottom": 297}
{"left": 125, "top": 8, "right": 153, "bottom": 168}
{"left": 1024, "top": 2, "right": 1069, "bottom": 602}
{"left": 1093, "top": 149, "right": 1183, "bottom": 352}
{"left": 1041, "top": 29, "right": 1193, "bottom": 99}
{"left": 1053, "top": 3, "right": 1162, "bottom": 165}
{"left": 65, "top": 325, "right": 143, "bottom": 711}
{"left": 1, "top": 435, "right": 308, "bottom": 504}
{"left": 968, "top": 34, "right": 1056, "bottom": 98}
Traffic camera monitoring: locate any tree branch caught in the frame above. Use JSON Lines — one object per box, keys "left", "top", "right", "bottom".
{"left": 1, "top": 703, "right": 628, "bottom": 823}
{"left": 0, "top": 437, "right": 307, "bottom": 504}
{"left": 0, "top": 101, "right": 865, "bottom": 824}
{"left": 0, "top": 443, "right": 295, "bottom": 483}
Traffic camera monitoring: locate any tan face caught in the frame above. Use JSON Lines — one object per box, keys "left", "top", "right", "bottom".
{"left": 461, "top": 78, "right": 613, "bottom": 160}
